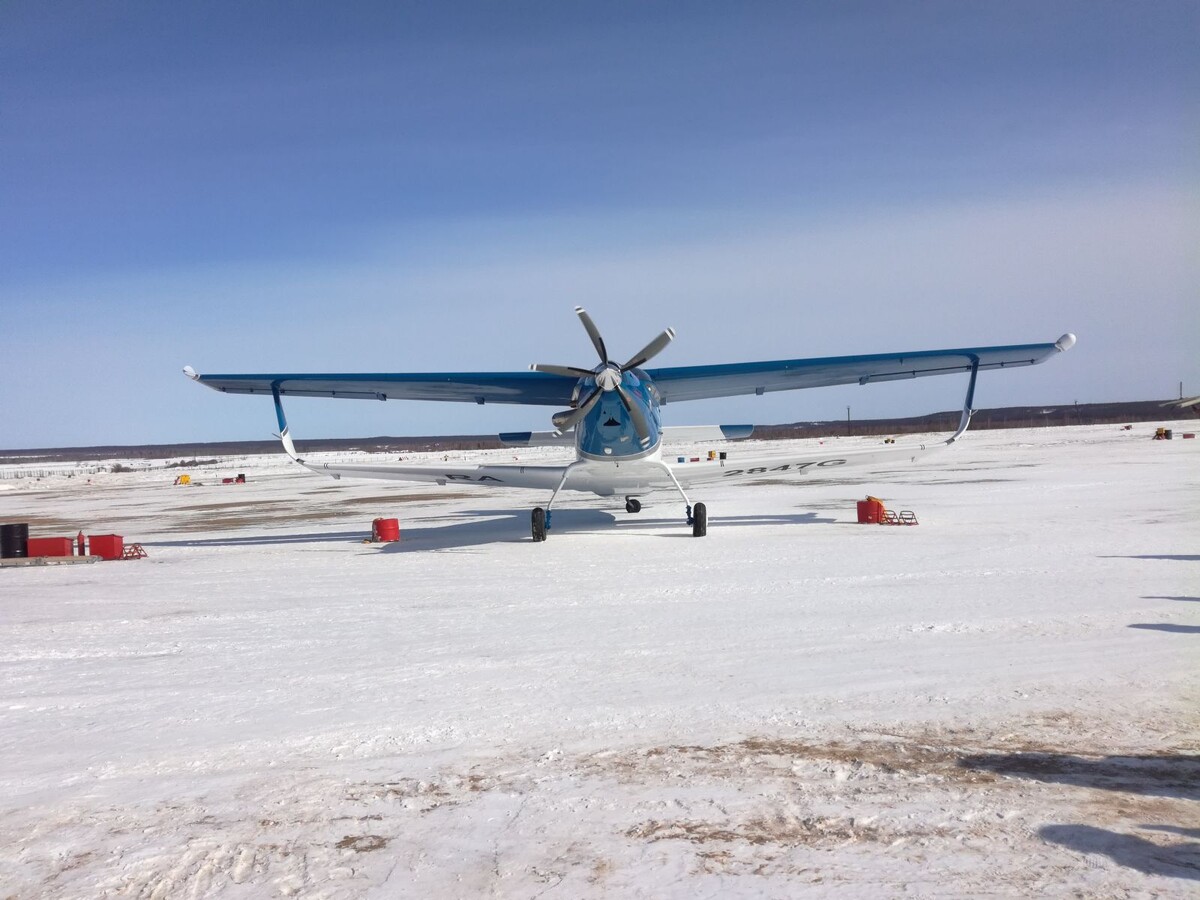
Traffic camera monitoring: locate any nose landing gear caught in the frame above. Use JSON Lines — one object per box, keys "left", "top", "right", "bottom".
{"left": 532, "top": 467, "right": 708, "bottom": 541}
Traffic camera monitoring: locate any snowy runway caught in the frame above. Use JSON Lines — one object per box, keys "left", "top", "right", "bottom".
{"left": 1, "top": 425, "right": 1196, "bottom": 896}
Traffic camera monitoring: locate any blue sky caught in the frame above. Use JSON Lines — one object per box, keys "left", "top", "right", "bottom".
{"left": 2, "top": 1, "right": 1196, "bottom": 449}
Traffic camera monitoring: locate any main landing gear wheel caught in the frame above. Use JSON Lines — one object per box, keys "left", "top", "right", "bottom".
{"left": 531, "top": 507, "right": 547, "bottom": 542}
{"left": 691, "top": 502, "right": 707, "bottom": 537}
{"left": 625, "top": 497, "right": 642, "bottom": 514}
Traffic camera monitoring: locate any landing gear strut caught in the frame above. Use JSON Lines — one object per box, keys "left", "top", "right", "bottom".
{"left": 657, "top": 462, "right": 707, "bottom": 538}
{"left": 530, "top": 462, "right": 584, "bottom": 542}
{"left": 531, "top": 468, "right": 707, "bottom": 540}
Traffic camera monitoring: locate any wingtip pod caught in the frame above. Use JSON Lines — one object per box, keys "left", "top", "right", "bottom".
{"left": 1055, "top": 333, "right": 1077, "bottom": 352}
{"left": 182, "top": 365, "right": 199, "bottom": 381}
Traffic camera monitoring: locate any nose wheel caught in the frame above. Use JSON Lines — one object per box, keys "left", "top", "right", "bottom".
{"left": 624, "top": 497, "right": 642, "bottom": 514}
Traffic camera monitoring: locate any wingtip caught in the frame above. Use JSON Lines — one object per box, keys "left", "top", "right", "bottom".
{"left": 1055, "top": 333, "right": 1077, "bottom": 352}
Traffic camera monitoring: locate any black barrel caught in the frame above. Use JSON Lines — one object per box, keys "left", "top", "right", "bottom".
{"left": 0, "top": 523, "right": 29, "bottom": 558}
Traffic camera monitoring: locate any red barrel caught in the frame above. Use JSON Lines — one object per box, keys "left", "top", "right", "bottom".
{"left": 372, "top": 518, "right": 400, "bottom": 542}
{"left": 856, "top": 498, "right": 885, "bottom": 524}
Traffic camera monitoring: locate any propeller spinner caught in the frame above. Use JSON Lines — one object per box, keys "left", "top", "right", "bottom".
{"left": 532, "top": 307, "right": 675, "bottom": 446}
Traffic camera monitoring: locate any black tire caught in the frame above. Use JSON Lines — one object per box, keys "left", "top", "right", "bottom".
{"left": 625, "top": 498, "right": 642, "bottom": 514}
{"left": 691, "top": 502, "right": 707, "bottom": 537}
{"left": 531, "top": 507, "right": 547, "bottom": 542}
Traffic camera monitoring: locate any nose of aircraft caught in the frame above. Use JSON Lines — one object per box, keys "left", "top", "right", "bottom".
{"left": 533, "top": 308, "right": 674, "bottom": 445}
{"left": 596, "top": 366, "right": 622, "bottom": 391}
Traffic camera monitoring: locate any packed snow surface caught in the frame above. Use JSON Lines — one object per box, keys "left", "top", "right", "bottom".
{"left": 1, "top": 424, "right": 1197, "bottom": 897}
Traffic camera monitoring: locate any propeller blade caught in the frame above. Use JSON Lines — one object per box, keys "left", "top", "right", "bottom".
{"left": 622, "top": 327, "right": 676, "bottom": 371}
{"left": 574, "top": 306, "right": 608, "bottom": 364}
{"left": 551, "top": 385, "right": 603, "bottom": 433}
{"left": 615, "top": 383, "right": 653, "bottom": 448}
{"left": 530, "top": 363, "right": 594, "bottom": 379}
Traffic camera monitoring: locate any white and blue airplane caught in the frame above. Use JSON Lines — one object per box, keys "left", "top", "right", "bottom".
{"left": 185, "top": 308, "right": 1075, "bottom": 540}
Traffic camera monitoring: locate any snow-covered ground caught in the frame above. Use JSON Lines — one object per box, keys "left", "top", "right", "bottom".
{"left": 1, "top": 423, "right": 1196, "bottom": 898}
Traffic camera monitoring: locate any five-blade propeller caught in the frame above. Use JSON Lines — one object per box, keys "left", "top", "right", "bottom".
{"left": 531, "top": 307, "right": 675, "bottom": 447}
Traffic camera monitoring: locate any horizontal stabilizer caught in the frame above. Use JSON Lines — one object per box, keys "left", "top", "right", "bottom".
{"left": 1160, "top": 396, "right": 1200, "bottom": 409}
{"left": 661, "top": 425, "right": 754, "bottom": 442}
{"left": 498, "top": 430, "right": 575, "bottom": 446}
{"left": 297, "top": 460, "right": 571, "bottom": 490}
{"left": 498, "top": 425, "right": 754, "bottom": 446}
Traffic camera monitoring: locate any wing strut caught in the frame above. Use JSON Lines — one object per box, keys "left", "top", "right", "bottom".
{"left": 948, "top": 358, "right": 979, "bottom": 444}
{"left": 272, "top": 383, "right": 303, "bottom": 463}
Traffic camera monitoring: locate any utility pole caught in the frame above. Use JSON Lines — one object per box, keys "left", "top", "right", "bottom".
{"left": 846, "top": 406, "right": 851, "bottom": 436}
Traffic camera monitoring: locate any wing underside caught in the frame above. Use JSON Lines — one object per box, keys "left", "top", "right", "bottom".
{"left": 189, "top": 370, "right": 578, "bottom": 405}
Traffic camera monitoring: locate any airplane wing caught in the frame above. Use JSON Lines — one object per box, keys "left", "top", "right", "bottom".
{"left": 184, "top": 368, "right": 577, "bottom": 405}
{"left": 667, "top": 432, "right": 958, "bottom": 488}
{"left": 295, "top": 458, "right": 571, "bottom": 490}
{"left": 645, "top": 335, "right": 1075, "bottom": 403}
{"left": 183, "top": 334, "right": 1073, "bottom": 407}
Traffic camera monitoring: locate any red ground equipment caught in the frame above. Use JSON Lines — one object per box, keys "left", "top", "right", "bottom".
{"left": 26, "top": 537, "right": 74, "bottom": 558}
{"left": 89, "top": 534, "right": 124, "bottom": 560}
{"left": 856, "top": 497, "right": 885, "bottom": 524}
{"left": 372, "top": 518, "right": 400, "bottom": 542}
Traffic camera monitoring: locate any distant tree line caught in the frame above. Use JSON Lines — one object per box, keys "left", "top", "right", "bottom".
{"left": 2, "top": 400, "right": 1193, "bottom": 462}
